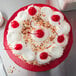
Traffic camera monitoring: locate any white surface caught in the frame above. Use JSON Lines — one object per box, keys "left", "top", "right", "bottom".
{"left": 0, "top": 56, "right": 6, "bottom": 76}
{"left": 0, "top": 51, "right": 28, "bottom": 76}
{"left": 46, "top": 0, "right": 76, "bottom": 10}
{"left": 58, "top": 0, "right": 76, "bottom": 10}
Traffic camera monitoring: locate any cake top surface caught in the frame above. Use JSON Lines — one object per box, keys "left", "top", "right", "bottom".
{"left": 6, "top": 4, "right": 71, "bottom": 65}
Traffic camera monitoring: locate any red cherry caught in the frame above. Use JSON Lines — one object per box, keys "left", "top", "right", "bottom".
{"left": 40, "top": 52, "right": 48, "bottom": 59}
{"left": 51, "top": 15, "right": 60, "bottom": 22}
{"left": 28, "top": 7, "right": 37, "bottom": 16}
{"left": 57, "top": 35, "right": 64, "bottom": 43}
{"left": 15, "top": 44, "right": 22, "bottom": 50}
{"left": 11, "top": 21, "right": 19, "bottom": 28}
{"left": 35, "top": 29, "right": 44, "bottom": 38}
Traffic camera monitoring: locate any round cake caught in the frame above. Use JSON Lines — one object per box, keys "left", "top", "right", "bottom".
{"left": 4, "top": 4, "right": 73, "bottom": 72}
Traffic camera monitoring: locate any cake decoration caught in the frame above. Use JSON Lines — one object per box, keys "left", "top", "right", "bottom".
{"left": 57, "top": 35, "right": 64, "bottom": 43}
{"left": 40, "top": 52, "right": 48, "bottom": 59}
{"left": 11, "top": 21, "right": 19, "bottom": 28}
{"left": 51, "top": 15, "right": 60, "bottom": 22}
{"left": 34, "top": 29, "right": 44, "bottom": 38}
{"left": 28, "top": 7, "right": 37, "bottom": 16}
{"left": 14, "top": 44, "right": 23, "bottom": 50}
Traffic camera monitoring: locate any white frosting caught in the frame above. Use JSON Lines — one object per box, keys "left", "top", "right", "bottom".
{"left": 14, "top": 10, "right": 29, "bottom": 23}
{"left": 41, "top": 7, "right": 53, "bottom": 17}
{"left": 36, "top": 50, "right": 52, "bottom": 64}
{"left": 56, "top": 21, "right": 70, "bottom": 35}
{"left": 54, "top": 35, "right": 68, "bottom": 47}
{"left": 0, "top": 12, "right": 4, "bottom": 26}
{"left": 49, "top": 11, "right": 64, "bottom": 26}
{"left": 48, "top": 44, "right": 63, "bottom": 59}
{"left": 34, "top": 6, "right": 41, "bottom": 15}
{"left": 7, "top": 23, "right": 22, "bottom": 45}
{"left": 41, "top": 7, "right": 53, "bottom": 21}
{"left": 21, "top": 44, "right": 35, "bottom": 61}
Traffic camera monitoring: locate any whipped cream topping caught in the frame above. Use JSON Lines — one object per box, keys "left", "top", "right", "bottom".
{"left": 49, "top": 12, "right": 64, "bottom": 26}
{"left": 41, "top": 7, "right": 53, "bottom": 21}
{"left": 48, "top": 44, "right": 64, "bottom": 59}
{"left": 21, "top": 44, "right": 35, "bottom": 61}
{"left": 7, "top": 5, "right": 70, "bottom": 65}
{"left": 36, "top": 50, "right": 52, "bottom": 64}
{"left": 14, "top": 10, "right": 29, "bottom": 23}
{"left": 56, "top": 21, "right": 70, "bottom": 35}
{"left": 7, "top": 23, "right": 22, "bottom": 44}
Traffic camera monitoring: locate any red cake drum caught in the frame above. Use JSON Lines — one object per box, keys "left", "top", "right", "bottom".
{"left": 4, "top": 4, "right": 73, "bottom": 72}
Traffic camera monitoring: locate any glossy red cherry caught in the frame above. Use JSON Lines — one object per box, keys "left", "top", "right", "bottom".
{"left": 11, "top": 21, "right": 19, "bottom": 28}
{"left": 51, "top": 15, "right": 60, "bottom": 22}
{"left": 57, "top": 35, "right": 64, "bottom": 43}
{"left": 40, "top": 52, "right": 48, "bottom": 59}
{"left": 14, "top": 44, "right": 23, "bottom": 50}
{"left": 35, "top": 29, "right": 44, "bottom": 38}
{"left": 28, "top": 7, "right": 37, "bottom": 16}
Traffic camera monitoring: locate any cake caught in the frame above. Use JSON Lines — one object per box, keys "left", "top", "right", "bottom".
{"left": 4, "top": 4, "right": 73, "bottom": 72}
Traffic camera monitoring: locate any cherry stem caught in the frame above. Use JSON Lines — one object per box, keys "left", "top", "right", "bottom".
{"left": 28, "top": 32, "right": 35, "bottom": 35}
{"left": 28, "top": 32, "right": 39, "bottom": 36}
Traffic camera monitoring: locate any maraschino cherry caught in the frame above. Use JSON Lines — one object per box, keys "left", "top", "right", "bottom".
{"left": 57, "top": 35, "right": 64, "bottom": 43}
{"left": 14, "top": 44, "right": 22, "bottom": 50}
{"left": 28, "top": 7, "right": 37, "bottom": 16}
{"left": 51, "top": 15, "right": 60, "bottom": 22}
{"left": 35, "top": 29, "right": 44, "bottom": 38}
{"left": 11, "top": 21, "right": 19, "bottom": 28}
{"left": 40, "top": 52, "right": 48, "bottom": 59}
